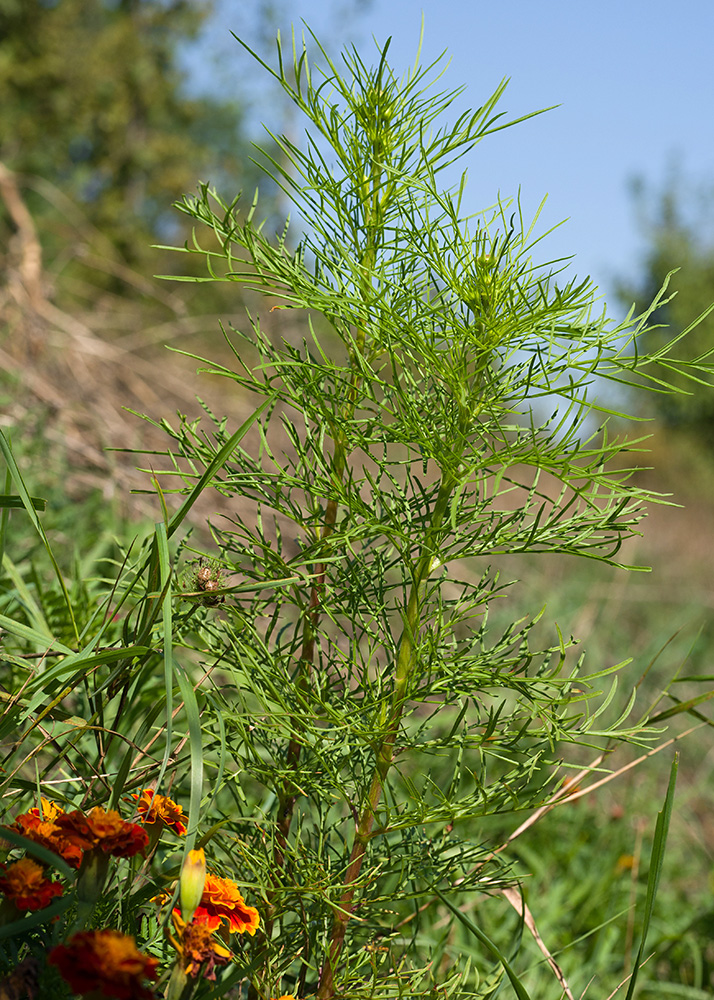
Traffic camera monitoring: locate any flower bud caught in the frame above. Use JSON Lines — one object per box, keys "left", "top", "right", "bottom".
{"left": 76, "top": 850, "right": 111, "bottom": 908}
{"left": 179, "top": 848, "right": 206, "bottom": 925}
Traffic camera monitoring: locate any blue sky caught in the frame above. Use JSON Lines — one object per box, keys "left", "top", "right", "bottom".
{"left": 188, "top": 0, "right": 714, "bottom": 316}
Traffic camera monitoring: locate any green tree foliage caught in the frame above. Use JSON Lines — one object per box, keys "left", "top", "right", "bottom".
{"left": 0, "top": 0, "right": 254, "bottom": 265}
{"left": 616, "top": 174, "right": 714, "bottom": 437}
{"left": 0, "top": 0, "right": 268, "bottom": 511}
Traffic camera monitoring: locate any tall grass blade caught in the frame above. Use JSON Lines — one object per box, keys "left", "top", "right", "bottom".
{"left": 433, "top": 886, "right": 533, "bottom": 1000}
{"left": 0, "top": 429, "right": 78, "bottom": 642}
{"left": 624, "top": 753, "right": 679, "bottom": 1000}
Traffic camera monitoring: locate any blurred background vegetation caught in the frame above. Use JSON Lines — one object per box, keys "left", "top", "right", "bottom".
{"left": 1, "top": 1, "right": 714, "bottom": 994}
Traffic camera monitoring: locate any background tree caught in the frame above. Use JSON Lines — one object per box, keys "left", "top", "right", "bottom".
{"left": 0, "top": 0, "right": 259, "bottom": 269}
{"left": 0, "top": 0, "right": 371, "bottom": 520}
{"left": 0, "top": 0, "right": 268, "bottom": 521}
{"left": 616, "top": 171, "right": 714, "bottom": 441}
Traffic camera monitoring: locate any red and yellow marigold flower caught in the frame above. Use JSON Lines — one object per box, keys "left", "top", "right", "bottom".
{"left": 190, "top": 872, "right": 260, "bottom": 935}
{"left": 133, "top": 789, "right": 187, "bottom": 835}
{"left": 9, "top": 798, "right": 84, "bottom": 869}
{"left": 56, "top": 806, "right": 148, "bottom": 857}
{"left": 48, "top": 929, "right": 159, "bottom": 1000}
{"left": 0, "top": 857, "right": 63, "bottom": 911}
{"left": 32, "top": 797, "right": 64, "bottom": 823}
{"left": 169, "top": 912, "right": 231, "bottom": 981}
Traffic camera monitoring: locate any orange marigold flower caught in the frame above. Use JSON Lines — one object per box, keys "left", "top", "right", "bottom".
{"left": 10, "top": 809, "right": 83, "bottom": 869}
{"left": 49, "top": 930, "right": 158, "bottom": 1000}
{"left": 31, "top": 797, "right": 65, "bottom": 823}
{"left": 56, "top": 806, "right": 148, "bottom": 858}
{"left": 0, "top": 857, "right": 63, "bottom": 911}
{"left": 133, "top": 788, "right": 187, "bottom": 835}
{"left": 169, "top": 912, "right": 231, "bottom": 981}
{"left": 272, "top": 994, "right": 298, "bottom": 1000}
{"left": 190, "top": 873, "right": 260, "bottom": 935}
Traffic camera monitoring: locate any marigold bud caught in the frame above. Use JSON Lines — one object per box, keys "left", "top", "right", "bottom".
{"left": 180, "top": 848, "right": 206, "bottom": 924}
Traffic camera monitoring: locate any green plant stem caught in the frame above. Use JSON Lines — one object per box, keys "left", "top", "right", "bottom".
{"left": 317, "top": 475, "right": 456, "bottom": 1000}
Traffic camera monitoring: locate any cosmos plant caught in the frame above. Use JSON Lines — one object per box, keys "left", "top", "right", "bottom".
{"left": 2, "top": 23, "right": 713, "bottom": 1000}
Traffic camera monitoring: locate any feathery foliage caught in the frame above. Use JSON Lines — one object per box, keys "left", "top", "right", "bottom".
{"left": 2, "top": 25, "right": 714, "bottom": 1000}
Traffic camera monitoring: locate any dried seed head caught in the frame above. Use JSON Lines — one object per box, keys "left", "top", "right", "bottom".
{"left": 184, "top": 558, "right": 225, "bottom": 607}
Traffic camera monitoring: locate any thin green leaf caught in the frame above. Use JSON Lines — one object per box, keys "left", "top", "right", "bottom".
{"left": 624, "top": 753, "right": 679, "bottom": 1000}
{"left": 433, "top": 886, "right": 533, "bottom": 1000}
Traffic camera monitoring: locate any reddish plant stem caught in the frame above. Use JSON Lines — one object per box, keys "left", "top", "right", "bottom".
{"left": 270, "top": 149, "right": 381, "bottom": 953}
{"left": 317, "top": 719, "right": 399, "bottom": 1000}
{"left": 260, "top": 491, "right": 342, "bottom": 982}
{"left": 267, "top": 426, "right": 354, "bottom": 925}
{"left": 272, "top": 492, "right": 340, "bottom": 874}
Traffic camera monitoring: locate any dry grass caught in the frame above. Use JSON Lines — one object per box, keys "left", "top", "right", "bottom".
{"left": 0, "top": 163, "right": 297, "bottom": 526}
